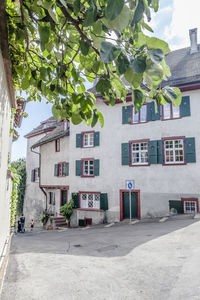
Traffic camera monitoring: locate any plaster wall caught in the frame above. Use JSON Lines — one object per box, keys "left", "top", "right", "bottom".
{"left": 0, "top": 51, "right": 12, "bottom": 256}
{"left": 23, "top": 134, "right": 46, "bottom": 226}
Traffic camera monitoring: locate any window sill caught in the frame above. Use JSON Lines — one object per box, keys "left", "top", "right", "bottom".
{"left": 129, "top": 164, "right": 150, "bottom": 167}
{"left": 82, "top": 145, "right": 95, "bottom": 148}
{"left": 77, "top": 208, "right": 104, "bottom": 212}
{"left": 81, "top": 175, "right": 95, "bottom": 178}
{"left": 163, "top": 162, "right": 186, "bottom": 166}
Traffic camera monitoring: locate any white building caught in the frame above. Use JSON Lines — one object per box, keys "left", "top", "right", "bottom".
{"left": 29, "top": 28, "right": 200, "bottom": 226}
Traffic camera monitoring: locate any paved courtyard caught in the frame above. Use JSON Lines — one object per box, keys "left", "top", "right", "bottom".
{"left": 1, "top": 217, "right": 200, "bottom": 300}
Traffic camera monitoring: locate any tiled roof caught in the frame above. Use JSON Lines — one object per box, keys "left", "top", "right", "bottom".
{"left": 31, "top": 121, "right": 69, "bottom": 148}
{"left": 24, "top": 117, "right": 58, "bottom": 138}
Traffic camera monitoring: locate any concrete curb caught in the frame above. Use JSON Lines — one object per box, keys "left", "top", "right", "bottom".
{"left": 0, "top": 233, "right": 13, "bottom": 296}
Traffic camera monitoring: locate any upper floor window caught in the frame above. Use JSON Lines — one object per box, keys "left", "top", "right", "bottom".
{"left": 31, "top": 168, "right": 39, "bottom": 182}
{"left": 162, "top": 103, "right": 180, "bottom": 120}
{"left": 83, "top": 159, "right": 94, "bottom": 176}
{"left": 54, "top": 162, "right": 69, "bottom": 177}
{"left": 80, "top": 193, "right": 100, "bottom": 209}
{"left": 164, "top": 139, "right": 184, "bottom": 164}
{"left": 83, "top": 132, "right": 94, "bottom": 148}
{"left": 55, "top": 139, "right": 60, "bottom": 152}
{"left": 131, "top": 141, "right": 148, "bottom": 165}
{"left": 132, "top": 105, "right": 147, "bottom": 124}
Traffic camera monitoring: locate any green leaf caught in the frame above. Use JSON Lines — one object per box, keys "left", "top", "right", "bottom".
{"left": 83, "top": 7, "right": 97, "bottom": 26}
{"left": 117, "top": 52, "right": 129, "bottom": 74}
{"left": 105, "top": 0, "right": 124, "bottom": 21}
{"left": 79, "top": 40, "right": 90, "bottom": 56}
{"left": 71, "top": 111, "right": 82, "bottom": 125}
{"left": 130, "top": 56, "right": 146, "bottom": 74}
{"left": 21, "top": 78, "right": 30, "bottom": 90}
{"left": 38, "top": 25, "right": 50, "bottom": 44}
{"left": 152, "top": 0, "right": 159, "bottom": 12}
{"left": 131, "top": 0, "right": 145, "bottom": 27}
{"left": 96, "top": 77, "right": 111, "bottom": 95}
{"left": 147, "top": 37, "right": 170, "bottom": 54}
{"left": 39, "top": 67, "right": 47, "bottom": 81}
{"left": 100, "top": 42, "right": 121, "bottom": 63}
{"left": 102, "top": 5, "right": 131, "bottom": 32}
{"left": 52, "top": 104, "right": 62, "bottom": 120}
{"left": 150, "top": 49, "right": 164, "bottom": 64}
{"left": 97, "top": 111, "right": 104, "bottom": 127}
{"left": 73, "top": 0, "right": 80, "bottom": 14}
{"left": 163, "top": 87, "right": 182, "bottom": 106}
{"left": 91, "top": 110, "right": 98, "bottom": 127}
{"left": 144, "top": 60, "right": 163, "bottom": 88}
{"left": 124, "top": 68, "right": 143, "bottom": 88}
{"left": 133, "top": 89, "right": 145, "bottom": 113}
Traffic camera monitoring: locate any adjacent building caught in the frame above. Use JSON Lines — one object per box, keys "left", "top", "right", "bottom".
{"left": 26, "top": 28, "right": 200, "bottom": 226}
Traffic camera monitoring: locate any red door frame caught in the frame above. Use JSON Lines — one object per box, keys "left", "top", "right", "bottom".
{"left": 120, "top": 189, "right": 141, "bottom": 221}
{"left": 181, "top": 198, "right": 199, "bottom": 214}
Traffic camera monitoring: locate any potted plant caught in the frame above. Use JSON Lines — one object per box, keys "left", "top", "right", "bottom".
{"left": 60, "top": 200, "right": 74, "bottom": 227}
{"left": 40, "top": 211, "right": 50, "bottom": 229}
{"left": 47, "top": 217, "right": 53, "bottom": 230}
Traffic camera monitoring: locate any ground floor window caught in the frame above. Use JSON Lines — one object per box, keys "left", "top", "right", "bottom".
{"left": 80, "top": 193, "right": 100, "bottom": 209}
{"left": 183, "top": 201, "right": 197, "bottom": 213}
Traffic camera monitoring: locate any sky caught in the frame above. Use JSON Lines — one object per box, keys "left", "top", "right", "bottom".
{"left": 11, "top": 0, "right": 200, "bottom": 161}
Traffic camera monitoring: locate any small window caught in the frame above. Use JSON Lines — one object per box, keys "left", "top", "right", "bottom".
{"left": 83, "top": 132, "right": 94, "bottom": 147}
{"left": 132, "top": 105, "right": 147, "bottom": 124}
{"left": 55, "top": 139, "right": 60, "bottom": 152}
{"left": 34, "top": 168, "right": 39, "bottom": 182}
{"left": 164, "top": 139, "right": 184, "bottom": 164}
{"left": 131, "top": 142, "right": 148, "bottom": 165}
{"left": 57, "top": 162, "right": 65, "bottom": 177}
{"left": 80, "top": 193, "right": 100, "bottom": 209}
{"left": 162, "top": 103, "right": 180, "bottom": 120}
{"left": 49, "top": 192, "right": 53, "bottom": 205}
{"left": 83, "top": 160, "right": 94, "bottom": 176}
{"left": 183, "top": 199, "right": 198, "bottom": 214}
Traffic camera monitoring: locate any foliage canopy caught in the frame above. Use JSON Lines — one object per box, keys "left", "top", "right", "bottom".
{"left": 6, "top": 0, "right": 181, "bottom": 127}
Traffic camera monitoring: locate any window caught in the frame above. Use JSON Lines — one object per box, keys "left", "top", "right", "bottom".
{"left": 55, "top": 139, "right": 60, "bottom": 152}
{"left": 184, "top": 201, "right": 197, "bottom": 213}
{"left": 58, "top": 162, "right": 65, "bottom": 177}
{"left": 164, "top": 139, "right": 184, "bottom": 164}
{"left": 83, "top": 132, "right": 94, "bottom": 147}
{"left": 83, "top": 159, "right": 94, "bottom": 176}
{"left": 31, "top": 168, "right": 39, "bottom": 182}
{"left": 131, "top": 142, "right": 148, "bottom": 165}
{"left": 132, "top": 105, "right": 147, "bottom": 124}
{"left": 49, "top": 192, "right": 53, "bottom": 205}
{"left": 80, "top": 193, "right": 100, "bottom": 209}
{"left": 162, "top": 103, "right": 180, "bottom": 120}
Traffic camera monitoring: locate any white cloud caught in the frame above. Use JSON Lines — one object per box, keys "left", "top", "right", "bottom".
{"left": 163, "top": 0, "right": 200, "bottom": 49}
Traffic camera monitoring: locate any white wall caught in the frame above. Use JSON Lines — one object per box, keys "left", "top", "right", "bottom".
{"left": 0, "top": 51, "right": 12, "bottom": 255}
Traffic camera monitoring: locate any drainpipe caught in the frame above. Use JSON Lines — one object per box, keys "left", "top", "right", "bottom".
{"left": 31, "top": 146, "right": 47, "bottom": 210}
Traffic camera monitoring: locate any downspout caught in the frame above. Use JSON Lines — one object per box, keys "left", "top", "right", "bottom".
{"left": 31, "top": 146, "right": 47, "bottom": 210}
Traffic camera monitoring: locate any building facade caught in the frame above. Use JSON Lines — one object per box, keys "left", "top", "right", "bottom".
{"left": 29, "top": 28, "right": 200, "bottom": 226}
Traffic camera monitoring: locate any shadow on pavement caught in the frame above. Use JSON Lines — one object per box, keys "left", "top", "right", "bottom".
{"left": 10, "top": 218, "right": 199, "bottom": 258}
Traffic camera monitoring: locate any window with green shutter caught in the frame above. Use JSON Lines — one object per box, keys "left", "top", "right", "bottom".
{"left": 64, "top": 162, "right": 69, "bottom": 176}
{"left": 180, "top": 96, "right": 190, "bottom": 117}
{"left": 76, "top": 160, "right": 82, "bottom": 176}
{"left": 76, "top": 133, "right": 82, "bottom": 147}
{"left": 122, "top": 106, "right": 131, "bottom": 124}
{"left": 31, "top": 169, "right": 35, "bottom": 182}
{"left": 185, "top": 137, "right": 196, "bottom": 163}
{"left": 72, "top": 193, "right": 79, "bottom": 208}
{"left": 148, "top": 140, "right": 158, "bottom": 164}
{"left": 147, "top": 102, "right": 161, "bottom": 121}
{"left": 121, "top": 143, "right": 130, "bottom": 165}
{"left": 100, "top": 193, "right": 108, "bottom": 210}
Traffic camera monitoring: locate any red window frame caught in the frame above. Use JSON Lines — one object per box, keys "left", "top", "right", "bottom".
{"left": 55, "top": 139, "right": 60, "bottom": 152}
{"left": 81, "top": 131, "right": 95, "bottom": 148}
{"left": 131, "top": 104, "right": 148, "bottom": 124}
{"left": 129, "top": 139, "right": 150, "bottom": 167}
{"left": 162, "top": 136, "right": 186, "bottom": 166}
{"left": 81, "top": 158, "right": 95, "bottom": 177}
{"left": 33, "top": 168, "right": 39, "bottom": 182}
{"left": 161, "top": 103, "right": 181, "bottom": 121}
{"left": 78, "top": 191, "right": 102, "bottom": 211}
{"left": 57, "top": 162, "right": 65, "bottom": 177}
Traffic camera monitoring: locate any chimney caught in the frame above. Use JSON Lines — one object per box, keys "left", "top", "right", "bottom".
{"left": 189, "top": 28, "right": 198, "bottom": 54}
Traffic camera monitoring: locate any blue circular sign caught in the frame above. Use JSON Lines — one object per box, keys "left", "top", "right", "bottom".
{"left": 128, "top": 182, "right": 133, "bottom": 189}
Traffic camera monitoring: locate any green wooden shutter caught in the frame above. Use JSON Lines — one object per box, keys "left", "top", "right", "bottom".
{"left": 122, "top": 143, "right": 130, "bottom": 165}
{"left": 180, "top": 96, "right": 190, "bottom": 117}
{"left": 147, "top": 102, "right": 153, "bottom": 121}
{"left": 152, "top": 103, "right": 161, "bottom": 121}
{"left": 94, "top": 132, "right": 100, "bottom": 146}
{"left": 76, "top": 133, "right": 82, "bottom": 147}
{"left": 94, "top": 159, "right": 100, "bottom": 176}
{"left": 100, "top": 193, "right": 108, "bottom": 210}
{"left": 31, "top": 169, "right": 35, "bottom": 182}
{"left": 122, "top": 106, "right": 131, "bottom": 124}
{"left": 72, "top": 193, "right": 79, "bottom": 208}
{"left": 64, "top": 162, "right": 69, "bottom": 176}
{"left": 54, "top": 164, "right": 58, "bottom": 176}
{"left": 148, "top": 140, "right": 158, "bottom": 164}
{"left": 169, "top": 200, "right": 183, "bottom": 214}
{"left": 76, "top": 160, "right": 82, "bottom": 176}
{"left": 38, "top": 167, "right": 40, "bottom": 178}
{"left": 157, "top": 140, "right": 163, "bottom": 164}
{"left": 185, "top": 137, "right": 196, "bottom": 163}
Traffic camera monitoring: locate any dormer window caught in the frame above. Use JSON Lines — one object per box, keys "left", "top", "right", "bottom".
{"left": 55, "top": 139, "right": 60, "bottom": 152}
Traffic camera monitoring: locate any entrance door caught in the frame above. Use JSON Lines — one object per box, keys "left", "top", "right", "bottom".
{"left": 60, "top": 190, "right": 67, "bottom": 206}
{"left": 123, "top": 192, "right": 138, "bottom": 219}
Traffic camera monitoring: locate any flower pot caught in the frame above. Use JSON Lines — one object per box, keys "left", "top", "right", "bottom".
{"left": 47, "top": 225, "right": 53, "bottom": 230}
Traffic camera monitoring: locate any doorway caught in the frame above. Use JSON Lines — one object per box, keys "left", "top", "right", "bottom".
{"left": 60, "top": 190, "right": 67, "bottom": 207}
{"left": 120, "top": 190, "right": 140, "bottom": 221}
